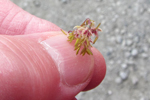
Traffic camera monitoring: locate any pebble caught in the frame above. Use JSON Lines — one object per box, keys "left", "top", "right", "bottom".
{"left": 126, "top": 39, "right": 133, "bottom": 46}
{"left": 107, "top": 51, "right": 112, "bottom": 56}
{"left": 33, "top": 0, "right": 41, "bottom": 7}
{"left": 116, "top": 36, "right": 123, "bottom": 44}
{"left": 116, "top": 1, "right": 121, "bottom": 6}
{"left": 60, "top": 0, "right": 68, "bottom": 3}
{"left": 126, "top": 60, "right": 135, "bottom": 66}
{"left": 148, "top": 8, "right": 150, "bottom": 13}
{"left": 141, "top": 53, "right": 148, "bottom": 59}
{"left": 108, "top": 90, "right": 113, "bottom": 95}
{"left": 128, "top": 33, "right": 134, "bottom": 38}
{"left": 120, "top": 29, "right": 126, "bottom": 34}
{"left": 109, "top": 60, "right": 114, "bottom": 65}
{"left": 140, "top": 97, "right": 148, "bottom": 100}
{"left": 133, "top": 36, "right": 140, "bottom": 43}
{"left": 142, "top": 46, "right": 149, "bottom": 52}
{"left": 119, "top": 71, "right": 128, "bottom": 80}
{"left": 125, "top": 52, "right": 131, "bottom": 58}
{"left": 131, "top": 49, "right": 138, "bottom": 57}
{"left": 96, "top": 8, "right": 101, "bottom": 13}
{"left": 115, "top": 28, "right": 120, "bottom": 34}
{"left": 106, "top": 47, "right": 113, "bottom": 57}
{"left": 121, "top": 63, "right": 128, "bottom": 69}
{"left": 115, "top": 77, "right": 122, "bottom": 84}
{"left": 132, "top": 77, "right": 138, "bottom": 85}
{"left": 23, "top": 2, "right": 28, "bottom": 7}
{"left": 121, "top": 11, "right": 126, "bottom": 15}
{"left": 110, "top": 36, "right": 116, "bottom": 42}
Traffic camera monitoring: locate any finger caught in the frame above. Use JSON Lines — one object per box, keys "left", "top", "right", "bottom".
{"left": 0, "top": 0, "right": 60, "bottom": 35}
{"left": 0, "top": 31, "right": 95, "bottom": 100}
{"left": 83, "top": 48, "right": 106, "bottom": 91}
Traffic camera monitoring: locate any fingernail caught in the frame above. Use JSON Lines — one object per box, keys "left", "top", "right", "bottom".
{"left": 41, "top": 34, "right": 94, "bottom": 86}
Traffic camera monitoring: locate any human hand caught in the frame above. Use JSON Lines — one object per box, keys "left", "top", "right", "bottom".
{"left": 0, "top": 0, "right": 106, "bottom": 100}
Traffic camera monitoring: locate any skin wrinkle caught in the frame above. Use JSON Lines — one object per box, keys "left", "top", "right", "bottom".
{"left": 20, "top": 38, "right": 50, "bottom": 80}
{"left": 5, "top": 10, "right": 25, "bottom": 35}
{"left": 14, "top": 37, "right": 41, "bottom": 66}
{"left": 0, "top": 36, "right": 32, "bottom": 77}
{"left": 11, "top": 37, "right": 58, "bottom": 97}
{"left": 0, "top": 50, "right": 13, "bottom": 72}
{"left": 22, "top": 16, "right": 33, "bottom": 35}
{"left": 0, "top": 38, "right": 34, "bottom": 88}
{"left": 37, "top": 18, "right": 42, "bottom": 32}
{"left": 1, "top": 36, "right": 35, "bottom": 67}
{"left": 19, "top": 41, "right": 42, "bottom": 67}
{"left": 0, "top": 28, "right": 16, "bottom": 35}
{"left": 0, "top": 1, "right": 61, "bottom": 35}
{"left": 0, "top": 2, "right": 33, "bottom": 35}
{"left": 6, "top": 10, "right": 33, "bottom": 35}
{"left": 0, "top": 3, "right": 15, "bottom": 28}
{"left": 14, "top": 40, "right": 42, "bottom": 85}
{"left": 0, "top": 36, "right": 56, "bottom": 99}
{"left": 0, "top": 12, "right": 7, "bottom": 20}
{"left": 38, "top": 19, "right": 53, "bottom": 32}
{"left": 3, "top": 38, "right": 42, "bottom": 89}
{"left": 31, "top": 17, "right": 41, "bottom": 33}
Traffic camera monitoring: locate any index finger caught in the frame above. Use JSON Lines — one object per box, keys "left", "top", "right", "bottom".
{"left": 0, "top": 0, "right": 60, "bottom": 35}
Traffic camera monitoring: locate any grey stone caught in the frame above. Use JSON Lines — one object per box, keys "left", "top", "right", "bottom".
{"left": 115, "top": 77, "right": 122, "bottom": 84}
{"left": 108, "top": 90, "right": 113, "bottom": 95}
{"left": 119, "top": 71, "right": 128, "bottom": 80}
{"left": 131, "top": 76, "right": 138, "bottom": 85}
{"left": 141, "top": 53, "right": 148, "bottom": 59}
{"left": 60, "top": 0, "right": 68, "bottom": 3}
{"left": 142, "top": 46, "right": 149, "bottom": 52}
{"left": 140, "top": 97, "right": 148, "bottom": 100}
{"left": 23, "top": 2, "right": 28, "bottom": 7}
{"left": 116, "top": 36, "right": 123, "bottom": 44}
{"left": 33, "top": 0, "right": 41, "bottom": 7}
{"left": 131, "top": 49, "right": 138, "bottom": 57}
{"left": 120, "top": 29, "right": 126, "bottom": 34}
{"left": 126, "top": 39, "right": 133, "bottom": 46}
{"left": 125, "top": 52, "right": 131, "bottom": 58}
{"left": 121, "top": 63, "right": 128, "bottom": 69}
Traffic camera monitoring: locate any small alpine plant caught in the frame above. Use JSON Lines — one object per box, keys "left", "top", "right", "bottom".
{"left": 61, "top": 18, "right": 102, "bottom": 56}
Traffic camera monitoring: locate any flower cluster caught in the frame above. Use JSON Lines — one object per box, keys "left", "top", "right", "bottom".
{"left": 61, "top": 18, "right": 102, "bottom": 56}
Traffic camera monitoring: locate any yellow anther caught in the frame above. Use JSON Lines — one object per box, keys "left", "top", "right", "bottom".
{"left": 61, "top": 29, "right": 67, "bottom": 35}
{"left": 87, "top": 48, "right": 93, "bottom": 55}
{"left": 93, "top": 37, "right": 98, "bottom": 44}
{"left": 96, "top": 23, "right": 101, "bottom": 29}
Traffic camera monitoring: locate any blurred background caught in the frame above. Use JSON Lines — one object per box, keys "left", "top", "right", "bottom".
{"left": 11, "top": 0, "right": 150, "bottom": 100}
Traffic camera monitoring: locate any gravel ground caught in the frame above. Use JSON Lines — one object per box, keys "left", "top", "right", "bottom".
{"left": 11, "top": 0, "right": 150, "bottom": 100}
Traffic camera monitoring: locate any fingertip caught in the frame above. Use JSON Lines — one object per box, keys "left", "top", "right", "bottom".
{"left": 83, "top": 47, "right": 106, "bottom": 91}
{"left": 41, "top": 34, "right": 94, "bottom": 86}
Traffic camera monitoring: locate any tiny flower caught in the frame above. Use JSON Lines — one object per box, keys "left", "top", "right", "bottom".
{"left": 61, "top": 18, "right": 102, "bottom": 56}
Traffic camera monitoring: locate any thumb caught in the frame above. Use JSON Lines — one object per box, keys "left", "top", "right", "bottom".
{"left": 0, "top": 31, "right": 94, "bottom": 100}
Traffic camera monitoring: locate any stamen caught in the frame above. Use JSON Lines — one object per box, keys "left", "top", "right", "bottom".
{"left": 80, "top": 47, "right": 86, "bottom": 55}
{"left": 75, "top": 38, "right": 80, "bottom": 46}
{"left": 93, "top": 37, "right": 98, "bottom": 44}
{"left": 96, "top": 23, "right": 101, "bottom": 29}
{"left": 82, "top": 51, "right": 86, "bottom": 56}
{"left": 87, "top": 48, "right": 93, "bottom": 55}
{"left": 61, "top": 29, "right": 67, "bottom": 35}
{"left": 76, "top": 47, "right": 80, "bottom": 55}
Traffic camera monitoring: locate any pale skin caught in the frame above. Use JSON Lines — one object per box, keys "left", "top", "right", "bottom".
{"left": 0, "top": 0, "right": 106, "bottom": 100}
